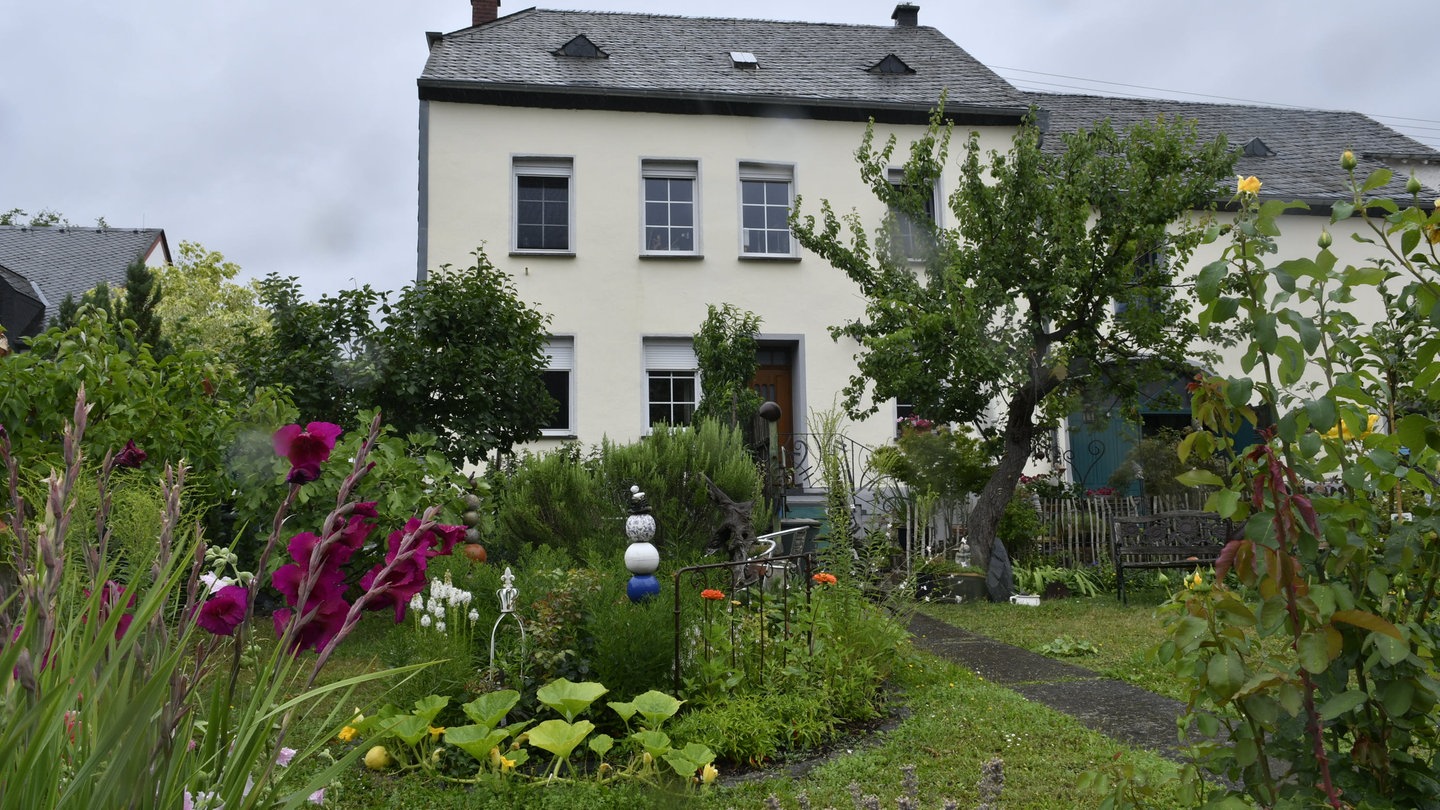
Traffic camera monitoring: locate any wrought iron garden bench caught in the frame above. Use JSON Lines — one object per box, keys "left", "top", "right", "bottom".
{"left": 1112, "top": 510, "right": 1232, "bottom": 604}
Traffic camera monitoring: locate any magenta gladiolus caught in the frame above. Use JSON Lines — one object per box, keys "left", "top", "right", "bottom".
{"left": 113, "top": 439, "right": 147, "bottom": 468}
{"left": 196, "top": 585, "right": 248, "bottom": 636}
{"left": 272, "top": 422, "right": 343, "bottom": 484}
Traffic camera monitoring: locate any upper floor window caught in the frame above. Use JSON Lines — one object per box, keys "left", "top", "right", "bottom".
{"left": 643, "top": 338, "right": 698, "bottom": 428}
{"left": 887, "top": 168, "right": 938, "bottom": 261}
{"left": 642, "top": 160, "right": 698, "bottom": 255}
{"left": 541, "top": 337, "right": 575, "bottom": 437}
{"left": 513, "top": 157, "right": 573, "bottom": 253}
{"left": 739, "top": 162, "right": 795, "bottom": 257}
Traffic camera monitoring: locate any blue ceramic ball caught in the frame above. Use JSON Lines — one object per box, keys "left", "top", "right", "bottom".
{"left": 626, "top": 574, "right": 661, "bottom": 603}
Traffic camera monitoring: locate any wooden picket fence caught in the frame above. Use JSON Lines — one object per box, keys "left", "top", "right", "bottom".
{"left": 1033, "top": 493, "right": 1207, "bottom": 565}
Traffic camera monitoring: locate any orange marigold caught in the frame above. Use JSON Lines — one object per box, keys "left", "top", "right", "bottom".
{"left": 812, "top": 572, "right": 838, "bottom": 585}
{"left": 700, "top": 588, "right": 726, "bottom": 601}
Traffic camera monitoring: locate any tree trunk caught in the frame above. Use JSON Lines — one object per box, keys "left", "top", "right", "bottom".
{"left": 967, "top": 366, "right": 1057, "bottom": 598}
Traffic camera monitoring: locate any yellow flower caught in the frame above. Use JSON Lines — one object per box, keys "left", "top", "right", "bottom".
{"left": 1323, "top": 413, "right": 1379, "bottom": 441}
{"left": 428, "top": 725, "right": 445, "bottom": 743}
{"left": 500, "top": 755, "right": 516, "bottom": 773}
{"left": 1188, "top": 571, "right": 1203, "bottom": 589}
{"left": 1237, "top": 175, "right": 1262, "bottom": 195}
{"left": 364, "top": 745, "right": 393, "bottom": 770}
{"left": 700, "top": 763, "right": 719, "bottom": 785}
{"left": 1341, "top": 150, "right": 1357, "bottom": 171}
{"left": 337, "top": 725, "right": 358, "bottom": 743}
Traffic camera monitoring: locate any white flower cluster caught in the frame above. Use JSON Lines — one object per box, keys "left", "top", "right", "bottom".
{"left": 409, "top": 575, "right": 479, "bottom": 636}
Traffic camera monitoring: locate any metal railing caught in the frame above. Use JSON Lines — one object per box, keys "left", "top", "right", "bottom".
{"left": 671, "top": 526, "right": 815, "bottom": 693}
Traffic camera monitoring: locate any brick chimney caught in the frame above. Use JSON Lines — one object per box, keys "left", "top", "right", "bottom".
{"left": 891, "top": 4, "right": 919, "bottom": 27}
{"left": 472, "top": 0, "right": 500, "bottom": 26}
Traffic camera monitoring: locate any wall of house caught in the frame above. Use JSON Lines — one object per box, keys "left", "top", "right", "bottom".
{"left": 423, "top": 101, "right": 1014, "bottom": 451}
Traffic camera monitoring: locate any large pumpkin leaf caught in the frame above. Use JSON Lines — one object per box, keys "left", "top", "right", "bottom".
{"left": 444, "top": 724, "right": 512, "bottom": 762}
{"left": 630, "top": 690, "right": 684, "bottom": 730}
{"left": 536, "top": 679, "right": 608, "bottom": 723}
{"left": 463, "top": 690, "right": 520, "bottom": 729}
{"left": 526, "top": 719, "right": 595, "bottom": 762}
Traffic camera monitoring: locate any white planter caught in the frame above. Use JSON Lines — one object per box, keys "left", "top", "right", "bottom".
{"left": 1009, "top": 593, "right": 1041, "bottom": 607}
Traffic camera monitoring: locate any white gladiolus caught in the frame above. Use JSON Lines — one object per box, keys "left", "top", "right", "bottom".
{"left": 436, "top": 621, "right": 447, "bottom": 634}
{"left": 420, "top": 614, "right": 432, "bottom": 628}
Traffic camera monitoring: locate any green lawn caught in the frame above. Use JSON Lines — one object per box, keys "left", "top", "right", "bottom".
{"left": 918, "top": 596, "right": 1184, "bottom": 700}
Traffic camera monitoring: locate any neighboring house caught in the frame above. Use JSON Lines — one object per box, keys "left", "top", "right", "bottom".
{"left": 0, "top": 225, "right": 171, "bottom": 345}
{"left": 1030, "top": 94, "right": 1440, "bottom": 490}
{"left": 416, "top": 2, "right": 1439, "bottom": 495}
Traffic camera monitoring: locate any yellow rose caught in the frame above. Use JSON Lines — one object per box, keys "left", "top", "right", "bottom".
{"left": 1237, "top": 175, "right": 1262, "bottom": 195}
{"left": 1323, "top": 413, "right": 1379, "bottom": 441}
{"left": 337, "top": 725, "right": 358, "bottom": 743}
{"left": 700, "top": 763, "right": 720, "bottom": 785}
{"left": 364, "top": 745, "right": 393, "bottom": 770}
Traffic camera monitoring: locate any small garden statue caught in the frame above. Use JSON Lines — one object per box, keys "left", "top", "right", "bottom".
{"left": 488, "top": 566, "right": 526, "bottom": 673}
{"left": 701, "top": 473, "right": 759, "bottom": 588}
{"left": 623, "top": 485, "right": 662, "bottom": 602}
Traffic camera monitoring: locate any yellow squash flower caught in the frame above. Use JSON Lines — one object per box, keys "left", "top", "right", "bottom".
{"left": 336, "top": 725, "right": 358, "bottom": 743}
{"left": 700, "top": 763, "right": 720, "bottom": 785}
{"left": 428, "top": 725, "right": 445, "bottom": 743}
{"left": 500, "top": 755, "right": 517, "bottom": 773}
{"left": 1237, "top": 175, "right": 1262, "bottom": 195}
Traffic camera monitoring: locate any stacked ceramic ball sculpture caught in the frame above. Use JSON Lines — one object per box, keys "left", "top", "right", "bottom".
{"left": 623, "top": 485, "right": 661, "bottom": 602}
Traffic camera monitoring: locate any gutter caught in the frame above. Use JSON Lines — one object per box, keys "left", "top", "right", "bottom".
{"left": 416, "top": 78, "right": 1029, "bottom": 127}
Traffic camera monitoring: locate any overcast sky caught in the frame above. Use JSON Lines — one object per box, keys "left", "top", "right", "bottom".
{"left": 4, "top": 1, "right": 1435, "bottom": 297}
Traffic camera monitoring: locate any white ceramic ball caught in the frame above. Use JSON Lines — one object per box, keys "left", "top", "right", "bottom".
{"left": 624, "top": 541, "right": 660, "bottom": 574}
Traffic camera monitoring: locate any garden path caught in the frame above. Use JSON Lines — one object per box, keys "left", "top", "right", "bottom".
{"left": 907, "top": 612, "right": 1188, "bottom": 760}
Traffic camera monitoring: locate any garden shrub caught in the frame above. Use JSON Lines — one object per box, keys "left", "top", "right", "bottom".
{"left": 594, "top": 421, "right": 766, "bottom": 560}
{"left": 1123, "top": 167, "right": 1440, "bottom": 807}
{"left": 490, "top": 443, "right": 610, "bottom": 561}
{"left": 996, "top": 494, "right": 1043, "bottom": 561}
{"left": 583, "top": 568, "right": 675, "bottom": 700}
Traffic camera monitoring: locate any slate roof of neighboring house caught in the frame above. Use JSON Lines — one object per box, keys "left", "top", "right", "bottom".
{"left": 0, "top": 225, "right": 169, "bottom": 328}
{"left": 420, "top": 8, "right": 1030, "bottom": 123}
{"left": 1029, "top": 92, "right": 1440, "bottom": 207}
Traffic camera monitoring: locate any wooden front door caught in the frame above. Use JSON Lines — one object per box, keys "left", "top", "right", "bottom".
{"left": 751, "top": 363, "right": 794, "bottom": 442}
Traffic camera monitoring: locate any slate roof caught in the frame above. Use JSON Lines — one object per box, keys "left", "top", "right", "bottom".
{"left": 1028, "top": 92, "right": 1440, "bottom": 206}
{"left": 420, "top": 8, "right": 1029, "bottom": 122}
{"left": 0, "top": 226, "right": 168, "bottom": 329}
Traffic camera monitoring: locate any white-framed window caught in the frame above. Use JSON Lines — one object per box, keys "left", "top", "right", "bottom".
{"left": 887, "top": 168, "right": 938, "bottom": 261}
{"left": 541, "top": 337, "right": 575, "bottom": 436}
{"left": 512, "top": 157, "right": 573, "bottom": 253}
{"left": 643, "top": 338, "right": 698, "bottom": 427}
{"left": 641, "top": 159, "right": 698, "bottom": 255}
{"left": 738, "top": 162, "right": 795, "bottom": 257}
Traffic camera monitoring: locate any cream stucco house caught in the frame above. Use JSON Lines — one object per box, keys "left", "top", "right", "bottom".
{"left": 416, "top": 2, "right": 1440, "bottom": 494}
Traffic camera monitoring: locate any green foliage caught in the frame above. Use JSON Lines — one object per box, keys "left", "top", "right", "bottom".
{"left": 1108, "top": 427, "right": 1227, "bottom": 498}
{"left": 595, "top": 422, "right": 765, "bottom": 560}
{"left": 119, "top": 259, "right": 164, "bottom": 355}
{"left": 879, "top": 423, "right": 992, "bottom": 503}
{"left": 491, "top": 422, "right": 765, "bottom": 562}
{"left": 0, "top": 309, "right": 290, "bottom": 526}
{"left": 692, "top": 303, "right": 762, "bottom": 429}
{"left": 154, "top": 241, "right": 270, "bottom": 374}
{"left": 791, "top": 103, "right": 1235, "bottom": 571}
{"left": 491, "top": 445, "right": 611, "bottom": 560}
{"left": 1148, "top": 162, "right": 1440, "bottom": 806}
{"left": 1012, "top": 564, "right": 1104, "bottom": 598}
{"left": 1035, "top": 636, "right": 1100, "bottom": 657}
{"left": 585, "top": 573, "right": 676, "bottom": 698}
{"left": 996, "top": 494, "right": 1043, "bottom": 561}
{"left": 375, "top": 251, "right": 554, "bottom": 466}
{"left": 244, "top": 273, "right": 384, "bottom": 427}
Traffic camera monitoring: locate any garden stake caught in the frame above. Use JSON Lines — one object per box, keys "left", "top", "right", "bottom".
{"left": 488, "top": 566, "right": 526, "bottom": 676}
